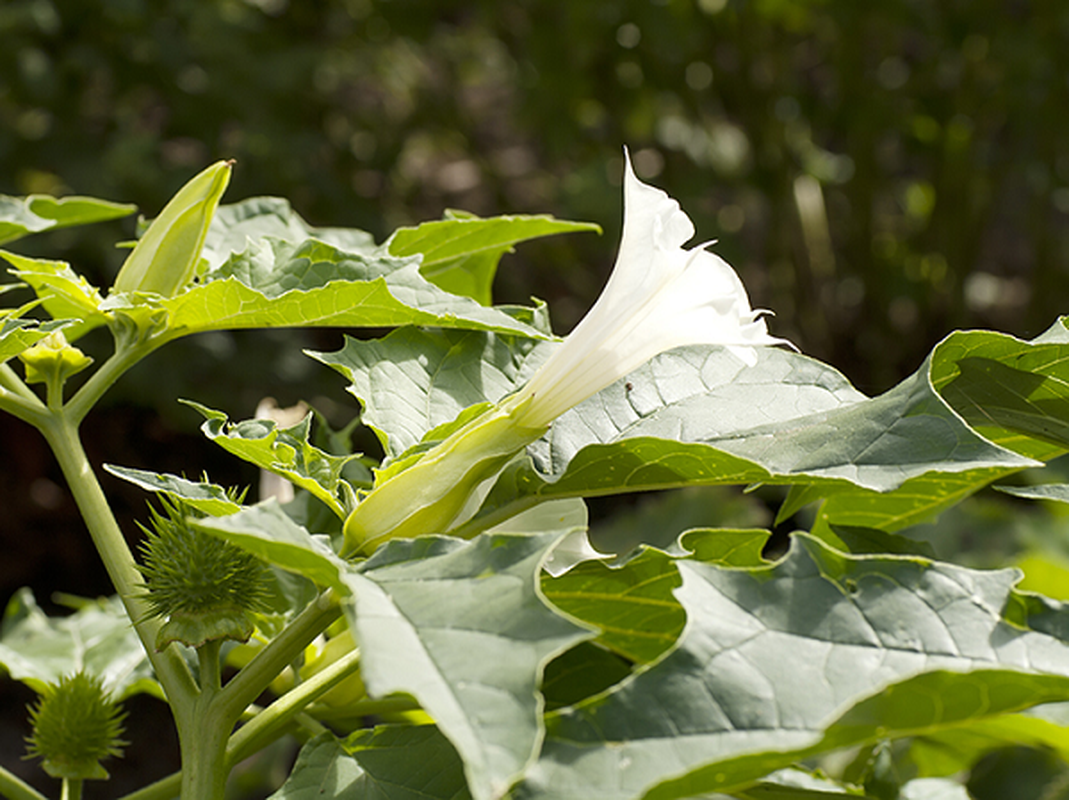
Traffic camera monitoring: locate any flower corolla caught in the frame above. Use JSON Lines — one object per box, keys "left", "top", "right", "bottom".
{"left": 513, "top": 150, "right": 791, "bottom": 428}
{"left": 342, "top": 151, "right": 791, "bottom": 555}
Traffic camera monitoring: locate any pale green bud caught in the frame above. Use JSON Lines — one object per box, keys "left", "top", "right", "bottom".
{"left": 19, "top": 331, "right": 93, "bottom": 385}
{"left": 343, "top": 398, "right": 546, "bottom": 556}
{"left": 112, "top": 159, "right": 233, "bottom": 297}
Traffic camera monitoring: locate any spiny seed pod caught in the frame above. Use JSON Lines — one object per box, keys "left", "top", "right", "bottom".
{"left": 137, "top": 496, "right": 270, "bottom": 650}
{"left": 24, "top": 671, "right": 127, "bottom": 780}
{"left": 112, "top": 159, "right": 233, "bottom": 297}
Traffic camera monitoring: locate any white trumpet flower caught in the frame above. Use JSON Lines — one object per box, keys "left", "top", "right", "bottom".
{"left": 513, "top": 150, "right": 792, "bottom": 428}
{"left": 343, "top": 150, "right": 791, "bottom": 555}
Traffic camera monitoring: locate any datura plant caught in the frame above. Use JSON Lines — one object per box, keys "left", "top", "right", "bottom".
{"left": 3, "top": 151, "right": 1069, "bottom": 800}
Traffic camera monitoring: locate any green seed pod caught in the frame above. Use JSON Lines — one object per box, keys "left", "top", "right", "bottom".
{"left": 112, "top": 159, "right": 233, "bottom": 297}
{"left": 137, "top": 496, "right": 270, "bottom": 650}
{"left": 24, "top": 671, "right": 127, "bottom": 781}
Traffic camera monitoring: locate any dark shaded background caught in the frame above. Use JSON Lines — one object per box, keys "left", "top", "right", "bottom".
{"left": 3, "top": 0, "right": 1069, "bottom": 795}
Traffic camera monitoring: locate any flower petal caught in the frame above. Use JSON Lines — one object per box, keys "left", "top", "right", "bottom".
{"left": 515, "top": 150, "right": 792, "bottom": 428}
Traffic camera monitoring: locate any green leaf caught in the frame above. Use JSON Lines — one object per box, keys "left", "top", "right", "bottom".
{"left": 183, "top": 401, "right": 356, "bottom": 517}
{"left": 0, "top": 589, "right": 157, "bottom": 699}
{"left": 2, "top": 251, "right": 106, "bottom": 322}
{"left": 269, "top": 727, "right": 472, "bottom": 800}
{"left": 266, "top": 733, "right": 366, "bottom": 799}
{"left": 102, "top": 465, "right": 242, "bottom": 516}
{"left": 541, "top": 547, "right": 684, "bottom": 663}
{"left": 310, "top": 328, "right": 549, "bottom": 459}
{"left": 931, "top": 326, "right": 1069, "bottom": 460}
{"left": 343, "top": 725, "right": 472, "bottom": 800}
{"left": 155, "top": 237, "right": 548, "bottom": 339}
{"left": 905, "top": 713, "right": 1069, "bottom": 778}
{"left": 189, "top": 500, "right": 349, "bottom": 594}
{"left": 202, "top": 196, "right": 378, "bottom": 271}
{"left": 996, "top": 482, "right": 1069, "bottom": 503}
{"left": 803, "top": 326, "right": 1069, "bottom": 537}
{"left": 469, "top": 346, "right": 1033, "bottom": 539}
{"left": 516, "top": 534, "right": 1069, "bottom": 800}
{"left": 387, "top": 212, "right": 601, "bottom": 305}
{"left": 343, "top": 531, "right": 593, "bottom": 800}
{"left": 0, "top": 194, "right": 136, "bottom": 247}
{"left": 0, "top": 316, "right": 72, "bottom": 364}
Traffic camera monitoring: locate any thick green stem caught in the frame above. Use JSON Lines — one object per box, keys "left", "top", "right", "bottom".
{"left": 39, "top": 415, "right": 197, "bottom": 707}
{"left": 59, "top": 779, "right": 81, "bottom": 800}
{"left": 179, "top": 640, "right": 229, "bottom": 800}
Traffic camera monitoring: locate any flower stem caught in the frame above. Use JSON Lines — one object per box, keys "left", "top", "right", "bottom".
{"left": 0, "top": 765, "right": 48, "bottom": 800}
{"left": 216, "top": 591, "right": 341, "bottom": 724}
{"left": 60, "top": 779, "right": 82, "bottom": 800}
{"left": 226, "top": 646, "right": 362, "bottom": 766}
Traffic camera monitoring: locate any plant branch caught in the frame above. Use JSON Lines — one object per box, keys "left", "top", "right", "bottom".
{"left": 215, "top": 590, "right": 341, "bottom": 724}
{"left": 113, "top": 771, "right": 181, "bottom": 800}
{"left": 0, "top": 364, "right": 47, "bottom": 426}
{"left": 38, "top": 414, "right": 197, "bottom": 708}
{"left": 0, "top": 765, "right": 49, "bottom": 800}
{"left": 65, "top": 336, "right": 161, "bottom": 426}
{"left": 0, "top": 384, "right": 48, "bottom": 427}
{"left": 226, "top": 646, "right": 362, "bottom": 766}
{"left": 0, "top": 362, "right": 39, "bottom": 402}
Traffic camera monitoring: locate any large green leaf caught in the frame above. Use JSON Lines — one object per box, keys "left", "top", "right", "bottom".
{"left": 469, "top": 347, "right": 1033, "bottom": 540}
{"left": 387, "top": 211, "right": 601, "bottom": 305}
{"left": 803, "top": 325, "right": 1069, "bottom": 539}
{"left": 147, "top": 237, "right": 547, "bottom": 339}
{"left": 0, "top": 194, "right": 135, "bottom": 247}
{"left": 343, "top": 531, "right": 593, "bottom": 800}
{"left": 0, "top": 589, "right": 156, "bottom": 699}
{"left": 310, "top": 328, "right": 549, "bottom": 459}
{"left": 515, "top": 534, "right": 1069, "bottom": 800}
{"left": 931, "top": 324, "right": 1069, "bottom": 460}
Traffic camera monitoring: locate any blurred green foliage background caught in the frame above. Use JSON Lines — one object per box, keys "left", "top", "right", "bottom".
{"left": 6, "top": 0, "right": 1069, "bottom": 391}
{"left": 5, "top": 0, "right": 1069, "bottom": 794}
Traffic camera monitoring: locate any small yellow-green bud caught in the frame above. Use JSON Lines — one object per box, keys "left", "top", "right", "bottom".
{"left": 342, "top": 397, "right": 546, "bottom": 556}
{"left": 112, "top": 159, "right": 233, "bottom": 297}
{"left": 18, "top": 331, "right": 93, "bottom": 385}
{"left": 24, "top": 671, "right": 127, "bottom": 781}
